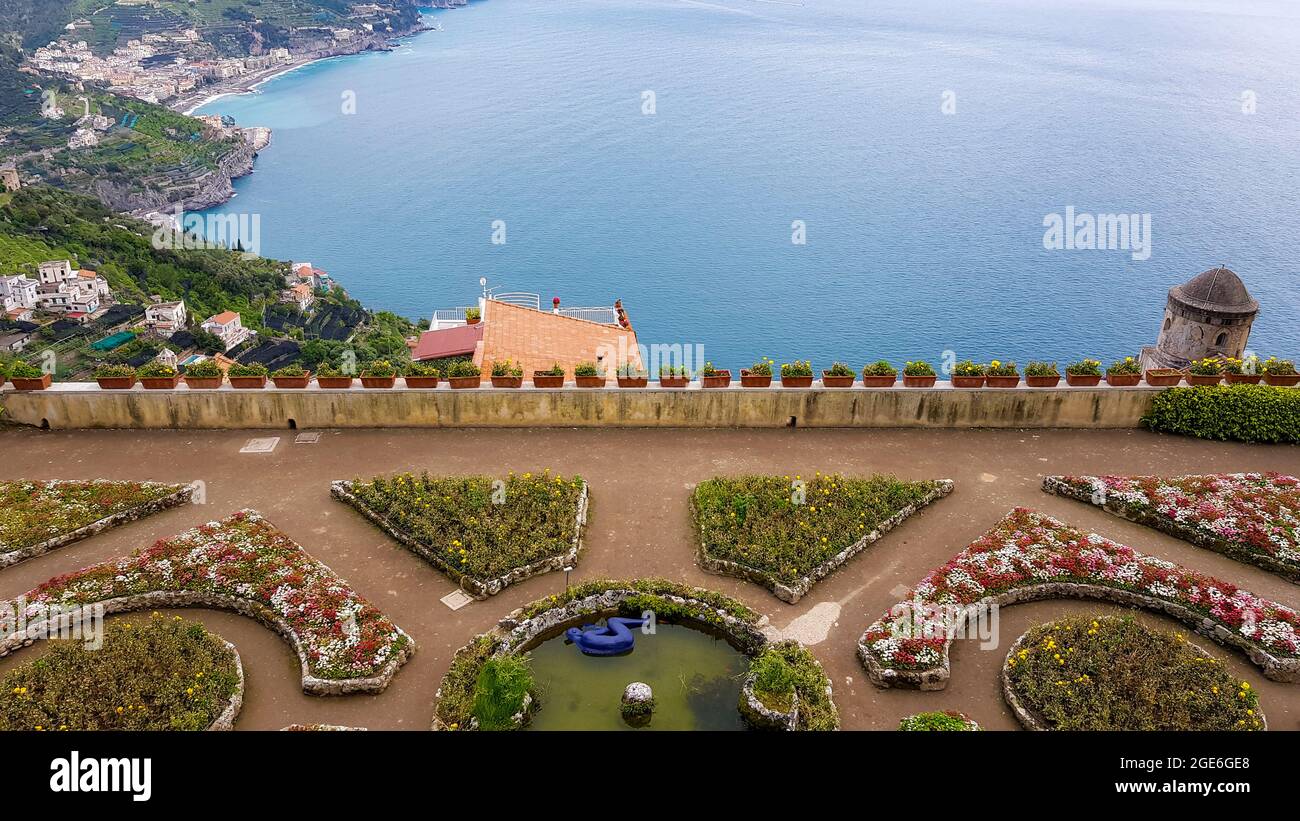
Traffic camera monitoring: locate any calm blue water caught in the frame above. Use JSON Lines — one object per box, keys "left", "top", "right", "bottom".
{"left": 198, "top": 0, "right": 1300, "bottom": 371}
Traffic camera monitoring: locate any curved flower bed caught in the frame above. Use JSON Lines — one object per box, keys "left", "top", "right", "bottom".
{"left": 332, "top": 471, "right": 588, "bottom": 599}
{"left": 858, "top": 508, "right": 1300, "bottom": 689}
{"left": 1044, "top": 473, "right": 1300, "bottom": 583}
{"left": 691, "top": 474, "right": 952, "bottom": 603}
{"left": 0, "top": 480, "right": 194, "bottom": 569}
{"left": 0, "top": 612, "right": 243, "bottom": 731}
{"left": 898, "top": 711, "right": 980, "bottom": 731}
{"left": 1003, "top": 615, "right": 1266, "bottom": 731}
{"left": 433, "top": 578, "right": 838, "bottom": 731}
{"left": 0, "top": 510, "right": 414, "bottom": 694}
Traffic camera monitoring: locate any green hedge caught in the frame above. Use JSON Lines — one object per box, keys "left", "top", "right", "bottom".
{"left": 1144, "top": 385, "right": 1299, "bottom": 444}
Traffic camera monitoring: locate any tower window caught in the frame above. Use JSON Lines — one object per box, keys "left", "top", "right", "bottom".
{"left": 1214, "top": 332, "right": 1228, "bottom": 347}
{"left": 1162, "top": 317, "right": 1172, "bottom": 332}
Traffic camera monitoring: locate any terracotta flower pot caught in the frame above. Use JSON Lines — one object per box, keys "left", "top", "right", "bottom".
{"left": 951, "top": 375, "right": 985, "bottom": 388}
{"left": 491, "top": 375, "right": 523, "bottom": 388}
{"left": 658, "top": 375, "right": 690, "bottom": 388}
{"left": 316, "top": 376, "right": 354, "bottom": 389}
{"left": 11, "top": 373, "right": 52, "bottom": 391}
{"left": 532, "top": 373, "right": 565, "bottom": 388}
{"left": 449, "top": 375, "right": 482, "bottom": 389}
{"left": 985, "top": 375, "right": 1020, "bottom": 388}
{"left": 1185, "top": 374, "right": 1222, "bottom": 386}
{"left": 701, "top": 370, "right": 732, "bottom": 388}
{"left": 1105, "top": 373, "right": 1142, "bottom": 387}
{"left": 466, "top": 316, "right": 480, "bottom": 325}
{"left": 229, "top": 376, "right": 267, "bottom": 389}
{"left": 780, "top": 375, "right": 814, "bottom": 388}
{"left": 404, "top": 376, "right": 441, "bottom": 389}
{"left": 1224, "top": 373, "right": 1262, "bottom": 385}
{"left": 360, "top": 376, "right": 396, "bottom": 388}
{"left": 1263, "top": 374, "right": 1300, "bottom": 386}
{"left": 617, "top": 376, "right": 648, "bottom": 388}
{"left": 862, "top": 374, "right": 898, "bottom": 387}
{"left": 272, "top": 373, "right": 311, "bottom": 389}
{"left": 141, "top": 374, "right": 182, "bottom": 390}
{"left": 821, "top": 371, "right": 854, "bottom": 388}
{"left": 1143, "top": 369, "right": 1183, "bottom": 387}
{"left": 1065, "top": 373, "right": 1102, "bottom": 386}
{"left": 740, "top": 370, "right": 772, "bottom": 388}
{"left": 1025, "top": 374, "right": 1061, "bottom": 388}
{"left": 96, "top": 376, "right": 136, "bottom": 390}
{"left": 184, "top": 376, "right": 223, "bottom": 389}
{"left": 575, "top": 375, "right": 606, "bottom": 388}
{"left": 901, "top": 374, "right": 935, "bottom": 387}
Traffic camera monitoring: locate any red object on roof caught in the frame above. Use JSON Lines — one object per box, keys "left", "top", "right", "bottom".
{"left": 67, "top": 311, "right": 86, "bottom": 318}
{"left": 411, "top": 323, "right": 484, "bottom": 361}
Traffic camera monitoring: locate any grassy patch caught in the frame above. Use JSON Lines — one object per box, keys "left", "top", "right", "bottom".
{"left": 0, "top": 613, "right": 239, "bottom": 731}
{"left": 747, "top": 641, "right": 839, "bottom": 731}
{"left": 1005, "top": 616, "right": 1264, "bottom": 731}
{"left": 470, "top": 655, "right": 534, "bottom": 731}
{"left": 0, "top": 480, "right": 186, "bottom": 555}
{"left": 898, "top": 711, "right": 977, "bottom": 731}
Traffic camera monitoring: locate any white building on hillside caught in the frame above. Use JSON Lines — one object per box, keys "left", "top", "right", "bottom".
{"left": 1, "top": 274, "right": 39, "bottom": 311}
{"left": 201, "top": 310, "right": 254, "bottom": 351}
{"left": 145, "top": 300, "right": 187, "bottom": 333}
{"left": 33, "top": 259, "right": 111, "bottom": 315}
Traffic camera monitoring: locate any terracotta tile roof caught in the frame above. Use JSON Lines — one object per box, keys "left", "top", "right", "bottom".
{"left": 480, "top": 299, "right": 640, "bottom": 380}
{"left": 411, "top": 323, "right": 484, "bottom": 361}
{"left": 206, "top": 311, "right": 240, "bottom": 326}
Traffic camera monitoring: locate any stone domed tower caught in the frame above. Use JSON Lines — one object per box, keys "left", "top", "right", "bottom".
{"left": 1140, "top": 266, "right": 1259, "bottom": 370}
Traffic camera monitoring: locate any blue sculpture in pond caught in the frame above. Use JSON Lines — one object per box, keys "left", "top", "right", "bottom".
{"left": 566, "top": 617, "right": 646, "bottom": 656}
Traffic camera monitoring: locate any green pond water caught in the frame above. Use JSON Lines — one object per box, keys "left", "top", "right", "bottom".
{"left": 524, "top": 623, "right": 749, "bottom": 731}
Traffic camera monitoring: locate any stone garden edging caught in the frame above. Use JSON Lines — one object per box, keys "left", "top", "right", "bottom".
{"left": 695, "top": 479, "right": 954, "bottom": 603}
{"left": 330, "top": 479, "right": 589, "bottom": 600}
{"left": 208, "top": 636, "right": 244, "bottom": 731}
{"left": 0, "top": 481, "right": 195, "bottom": 570}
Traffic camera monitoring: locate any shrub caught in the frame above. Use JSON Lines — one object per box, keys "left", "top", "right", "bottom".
{"left": 94, "top": 363, "right": 135, "bottom": 378}
{"left": 137, "top": 361, "right": 177, "bottom": 378}
{"left": 537, "top": 363, "right": 565, "bottom": 377}
{"left": 825, "top": 362, "right": 855, "bottom": 377}
{"left": 8, "top": 360, "right": 44, "bottom": 379}
{"left": 447, "top": 360, "right": 480, "bottom": 378}
{"left": 986, "top": 359, "right": 1018, "bottom": 376}
{"left": 491, "top": 359, "right": 523, "bottom": 377}
{"left": 1144, "top": 385, "right": 1299, "bottom": 443}
{"left": 1107, "top": 356, "right": 1140, "bottom": 375}
{"left": 471, "top": 655, "right": 534, "bottom": 730}
{"left": 899, "top": 711, "right": 978, "bottom": 731}
{"left": 781, "top": 360, "right": 813, "bottom": 378}
{"left": 272, "top": 364, "right": 308, "bottom": 378}
{"left": 748, "top": 650, "right": 796, "bottom": 712}
{"left": 574, "top": 361, "right": 599, "bottom": 377}
{"left": 864, "top": 360, "right": 897, "bottom": 377}
{"left": 747, "top": 641, "right": 839, "bottom": 730}
{"left": 1066, "top": 358, "right": 1102, "bottom": 376}
{"left": 901, "top": 360, "right": 933, "bottom": 376}
{"left": 184, "top": 359, "right": 222, "bottom": 378}
{"left": 1005, "top": 615, "right": 1264, "bottom": 731}
{"left": 1188, "top": 357, "right": 1223, "bottom": 376}
{"left": 748, "top": 357, "right": 774, "bottom": 376}
{"left": 617, "top": 362, "right": 647, "bottom": 377}
{"left": 227, "top": 362, "right": 267, "bottom": 377}
{"left": 952, "top": 360, "right": 984, "bottom": 377}
{"left": 316, "top": 361, "right": 347, "bottom": 377}
{"left": 0, "top": 613, "right": 240, "bottom": 731}
{"left": 435, "top": 635, "right": 499, "bottom": 729}
{"left": 1261, "top": 357, "right": 1297, "bottom": 376}
{"left": 361, "top": 359, "right": 398, "bottom": 378}
{"left": 1025, "top": 361, "right": 1058, "bottom": 377}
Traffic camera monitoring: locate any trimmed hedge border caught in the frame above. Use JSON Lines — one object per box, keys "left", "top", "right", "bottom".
{"left": 693, "top": 479, "right": 954, "bottom": 604}
{"left": 0, "top": 481, "right": 195, "bottom": 570}
{"left": 1143, "top": 384, "right": 1300, "bottom": 443}
{"left": 330, "top": 478, "right": 589, "bottom": 599}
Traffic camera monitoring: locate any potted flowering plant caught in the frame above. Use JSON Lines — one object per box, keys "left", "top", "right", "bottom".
{"left": 659, "top": 364, "right": 690, "bottom": 388}
{"left": 228, "top": 362, "right": 269, "bottom": 389}
{"left": 901, "top": 360, "right": 934, "bottom": 388}
{"left": 1105, "top": 357, "right": 1142, "bottom": 387}
{"left": 447, "top": 359, "right": 481, "bottom": 388}
{"left": 822, "top": 362, "right": 855, "bottom": 388}
{"left": 616, "top": 362, "right": 648, "bottom": 388}
{"left": 183, "top": 358, "right": 224, "bottom": 389}
{"left": 94, "top": 363, "right": 137, "bottom": 390}
{"left": 491, "top": 359, "right": 524, "bottom": 388}
{"left": 1261, "top": 357, "right": 1300, "bottom": 387}
{"left": 1185, "top": 358, "right": 1222, "bottom": 386}
{"left": 860, "top": 360, "right": 897, "bottom": 387}
{"left": 1024, "top": 361, "right": 1060, "bottom": 388}
{"left": 984, "top": 359, "right": 1019, "bottom": 388}
{"left": 404, "top": 360, "right": 441, "bottom": 388}
{"left": 138, "top": 361, "right": 181, "bottom": 389}
{"left": 1143, "top": 367, "right": 1183, "bottom": 387}
{"left": 951, "top": 360, "right": 985, "bottom": 388}
{"left": 1222, "top": 356, "right": 1262, "bottom": 385}
{"left": 780, "top": 359, "right": 814, "bottom": 388}
{"left": 741, "top": 357, "right": 773, "bottom": 388}
{"left": 533, "top": 363, "right": 565, "bottom": 388}
{"left": 315, "top": 362, "right": 354, "bottom": 389}
{"left": 465, "top": 306, "right": 481, "bottom": 325}
{"left": 700, "top": 361, "right": 731, "bottom": 388}
{"left": 360, "top": 359, "right": 399, "bottom": 389}
{"left": 271, "top": 364, "right": 311, "bottom": 389}
{"left": 1064, "top": 358, "right": 1102, "bottom": 386}
{"left": 8, "top": 359, "right": 51, "bottom": 390}
{"left": 574, "top": 361, "right": 606, "bottom": 388}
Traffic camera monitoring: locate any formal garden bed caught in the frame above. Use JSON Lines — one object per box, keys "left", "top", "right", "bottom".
{"left": 1044, "top": 473, "right": 1300, "bottom": 582}
{"left": 857, "top": 508, "right": 1300, "bottom": 689}
{"left": 331, "top": 471, "right": 588, "bottom": 599}
{"left": 432, "top": 578, "right": 838, "bottom": 731}
{"left": 0, "top": 510, "right": 414, "bottom": 694}
{"left": 739, "top": 640, "right": 839, "bottom": 731}
{"left": 0, "top": 612, "right": 243, "bottom": 731}
{"left": 690, "top": 474, "right": 952, "bottom": 602}
{"left": 1003, "top": 615, "right": 1266, "bottom": 731}
{"left": 0, "top": 479, "right": 194, "bottom": 569}
{"left": 898, "top": 710, "right": 981, "bottom": 731}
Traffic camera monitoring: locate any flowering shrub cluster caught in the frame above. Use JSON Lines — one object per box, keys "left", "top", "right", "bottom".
{"left": 898, "top": 710, "right": 979, "bottom": 731}
{"left": 692, "top": 473, "right": 945, "bottom": 584}
{"left": 1046, "top": 473, "right": 1300, "bottom": 580}
{"left": 0, "top": 480, "right": 187, "bottom": 560}
{"left": 8, "top": 511, "right": 409, "bottom": 681}
{"left": 861, "top": 508, "right": 1299, "bottom": 674}
{"left": 341, "top": 470, "right": 585, "bottom": 582}
{"left": 1005, "top": 615, "right": 1264, "bottom": 731}
{"left": 0, "top": 613, "right": 240, "bottom": 731}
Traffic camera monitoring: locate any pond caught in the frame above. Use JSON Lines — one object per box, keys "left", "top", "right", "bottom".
{"left": 524, "top": 622, "right": 749, "bottom": 731}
